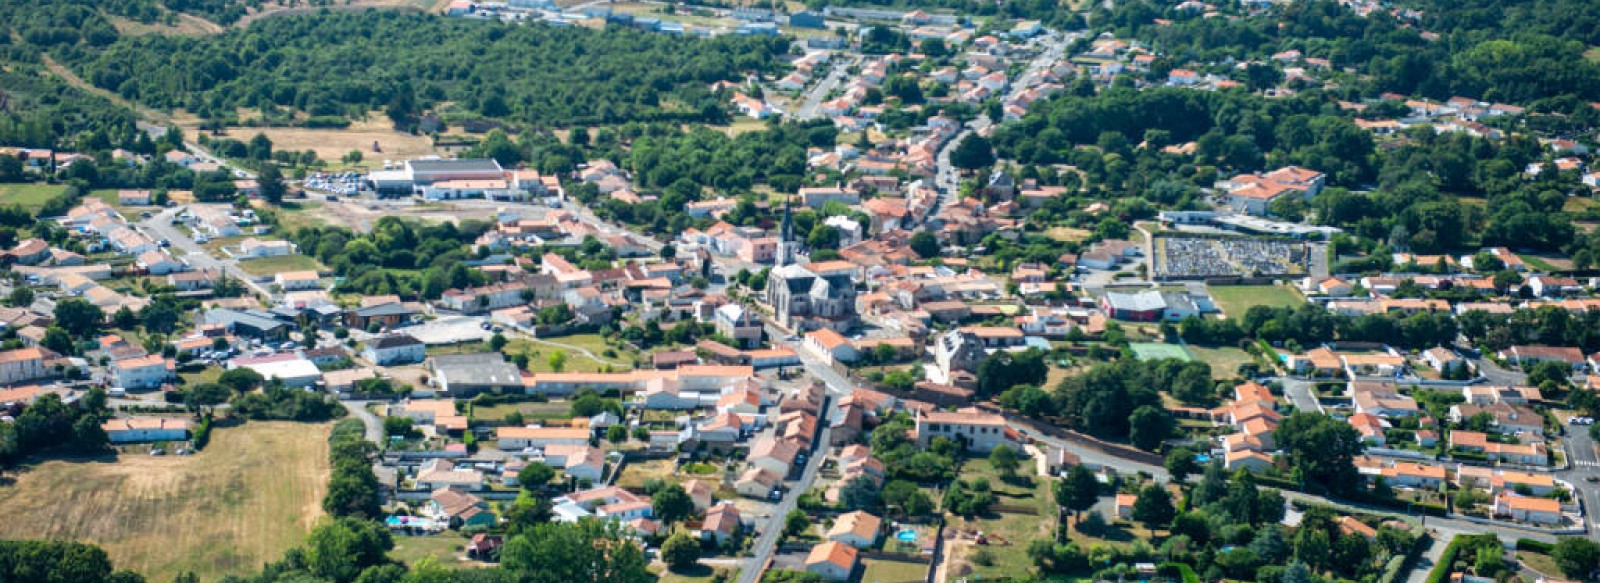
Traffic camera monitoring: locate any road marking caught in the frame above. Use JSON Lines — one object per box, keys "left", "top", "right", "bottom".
{"left": 1573, "top": 460, "right": 1600, "bottom": 468}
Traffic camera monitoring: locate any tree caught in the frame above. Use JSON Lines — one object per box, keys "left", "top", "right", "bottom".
{"left": 1131, "top": 483, "right": 1175, "bottom": 529}
{"left": 498, "top": 521, "right": 651, "bottom": 583}
{"left": 1056, "top": 465, "right": 1100, "bottom": 522}
{"left": 111, "top": 306, "right": 139, "bottom": 330}
{"left": 1275, "top": 412, "right": 1363, "bottom": 493}
{"left": 882, "top": 480, "right": 933, "bottom": 516}
{"left": 838, "top": 475, "right": 880, "bottom": 511}
{"left": 548, "top": 350, "right": 568, "bottom": 373}
{"left": 218, "top": 367, "right": 265, "bottom": 393}
{"left": 304, "top": 516, "right": 394, "bottom": 583}
{"left": 909, "top": 230, "right": 939, "bottom": 258}
{"left": 950, "top": 134, "right": 995, "bottom": 171}
{"left": 652, "top": 484, "right": 694, "bottom": 524}
{"left": 41, "top": 326, "right": 74, "bottom": 355}
{"left": 1249, "top": 526, "right": 1290, "bottom": 564}
{"left": 1128, "top": 405, "right": 1174, "bottom": 450}
{"left": 489, "top": 333, "right": 507, "bottom": 352}
{"left": 605, "top": 424, "right": 627, "bottom": 444}
{"left": 1293, "top": 527, "right": 1331, "bottom": 572}
{"left": 1527, "top": 360, "right": 1573, "bottom": 387}
{"left": 518, "top": 463, "right": 555, "bottom": 491}
{"left": 1552, "top": 537, "right": 1600, "bottom": 579}
{"left": 989, "top": 445, "right": 1022, "bottom": 481}
{"left": 53, "top": 298, "right": 105, "bottom": 339}
{"left": 783, "top": 508, "right": 810, "bottom": 537}
{"left": 660, "top": 533, "right": 700, "bottom": 572}
{"left": 1165, "top": 448, "right": 1199, "bottom": 484}
{"left": 382, "top": 416, "right": 417, "bottom": 440}
{"left": 184, "top": 382, "right": 232, "bottom": 415}
{"left": 5, "top": 287, "right": 33, "bottom": 308}
{"left": 1280, "top": 561, "right": 1313, "bottom": 583}
{"left": 259, "top": 164, "right": 287, "bottom": 204}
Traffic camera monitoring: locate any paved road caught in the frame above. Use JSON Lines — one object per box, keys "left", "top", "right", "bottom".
{"left": 1277, "top": 377, "right": 1325, "bottom": 414}
{"left": 137, "top": 206, "right": 276, "bottom": 299}
{"left": 1472, "top": 357, "right": 1526, "bottom": 386}
{"left": 733, "top": 323, "right": 851, "bottom": 583}
{"left": 341, "top": 400, "right": 385, "bottom": 443}
{"left": 1561, "top": 419, "right": 1600, "bottom": 531}
{"left": 795, "top": 56, "right": 857, "bottom": 121}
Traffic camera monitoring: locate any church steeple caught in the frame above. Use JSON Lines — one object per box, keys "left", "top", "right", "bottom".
{"left": 777, "top": 195, "right": 796, "bottom": 266}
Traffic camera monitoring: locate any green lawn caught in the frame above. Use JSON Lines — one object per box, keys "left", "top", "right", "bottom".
{"left": 1207, "top": 284, "right": 1304, "bottom": 318}
{"left": 946, "top": 458, "right": 1054, "bottom": 580}
{"left": 1185, "top": 345, "right": 1255, "bottom": 380}
{"left": 470, "top": 399, "right": 570, "bottom": 422}
{"left": 860, "top": 558, "right": 929, "bottom": 583}
{"left": 388, "top": 534, "right": 466, "bottom": 568}
{"left": 0, "top": 183, "right": 71, "bottom": 211}
{"left": 502, "top": 338, "right": 625, "bottom": 373}
{"left": 237, "top": 254, "right": 324, "bottom": 277}
{"left": 1129, "top": 342, "right": 1193, "bottom": 362}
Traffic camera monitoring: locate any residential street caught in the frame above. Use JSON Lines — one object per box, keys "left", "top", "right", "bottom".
{"left": 794, "top": 56, "right": 858, "bottom": 120}
{"left": 137, "top": 206, "right": 277, "bottom": 299}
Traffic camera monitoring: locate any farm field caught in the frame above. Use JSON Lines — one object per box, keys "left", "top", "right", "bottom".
{"left": 0, "top": 183, "right": 70, "bottom": 211}
{"left": 202, "top": 117, "right": 439, "bottom": 169}
{"left": 1207, "top": 284, "right": 1303, "bottom": 317}
{"left": 0, "top": 421, "right": 331, "bottom": 583}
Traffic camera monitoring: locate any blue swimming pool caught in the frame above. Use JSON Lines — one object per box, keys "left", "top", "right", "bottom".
{"left": 896, "top": 529, "right": 917, "bottom": 542}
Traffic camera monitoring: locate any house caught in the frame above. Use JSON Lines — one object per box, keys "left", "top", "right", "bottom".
{"left": 804, "top": 541, "right": 859, "bottom": 581}
{"left": 735, "top": 467, "right": 782, "bottom": 499}
{"left": 1352, "top": 383, "right": 1419, "bottom": 417}
{"left": 0, "top": 347, "right": 57, "bottom": 385}
{"left": 1114, "top": 493, "right": 1136, "bottom": 519}
{"left": 826, "top": 510, "right": 881, "bottom": 549}
{"left": 110, "top": 354, "right": 173, "bottom": 390}
{"left": 1224, "top": 449, "right": 1275, "bottom": 473}
{"left": 117, "top": 190, "right": 153, "bottom": 206}
{"left": 914, "top": 408, "right": 1019, "bottom": 453}
{"left": 1379, "top": 462, "right": 1446, "bottom": 489}
{"left": 1495, "top": 492, "right": 1561, "bottom": 525}
{"left": 682, "top": 479, "right": 715, "bottom": 512}
{"left": 101, "top": 417, "right": 191, "bottom": 443}
{"left": 363, "top": 334, "right": 426, "bottom": 366}
{"left": 714, "top": 304, "right": 763, "bottom": 348}
{"left": 748, "top": 436, "right": 801, "bottom": 476}
{"left": 346, "top": 301, "right": 419, "bottom": 331}
{"left": 804, "top": 329, "right": 859, "bottom": 364}
{"left": 698, "top": 502, "right": 742, "bottom": 544}
{"left": 497, "top": 426, "right": 591, "bottom": 450}
{"left": 168, "top": 270, "right": 217, "bottom": 291}
{"left": 428, "top": 488, "right": 496, "bottom": 529}
{"left": 274, "top": 270, "right": 322, "bottom": 291}
{"left": 1423, "top": 347, "right": 1467, "bottom": 374}
{"left": 238, "top": 238, "right": 295, "bottom": 258}
{"left": 1499, "top": 346, "right": 1586, "bottom": 371}
{"left": 415, "top": 459, "right": 485, "bottom": 491}
{"left": 1336, "top": 516, "right": 1377, "bottom": 540}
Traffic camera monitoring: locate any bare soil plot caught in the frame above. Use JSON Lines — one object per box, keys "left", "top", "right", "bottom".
{"left": 207, "top": 118, "right": 438, "bottom": 168}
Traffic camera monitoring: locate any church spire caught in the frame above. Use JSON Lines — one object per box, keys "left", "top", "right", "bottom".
{"left": 778, "top": 195, "right": 796, "bottom": 266}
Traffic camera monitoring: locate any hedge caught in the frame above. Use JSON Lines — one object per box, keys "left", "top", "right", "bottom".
{"left": 1160, "top": 562, "right": 1201, "bottom": 583}
{"left": 1380, "top": 531, "right": 1432, "bottom": 583}
{"left": 192, "top": 416, "right": 213, "bottom": 450}
{"left": 1516, "top": 539, "right": 1554, "bottom": 553}
{"left": 1425, "top": 534, "right": 1499, "bottom": 583}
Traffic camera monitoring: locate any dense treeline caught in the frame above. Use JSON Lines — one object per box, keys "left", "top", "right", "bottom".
{"left": 291, "top": 217, "right": 494, "bottom": 299}
{"left": 1096, "top": 0, "right": 1600, "bottom": 105}
{"left": 61, "top": 12, "right": 787, "bottom": 127}
{"left": 998, "top": 84, "right": 1580, "bottom": 254}
{"left": 0, "top": 540, "right": 146, "bottom": 583}
{"left": 996, "top": 358, "right": 1190, "bottom": 450}
{"left": 0, "top": 390, "right": 110, "bottom": 468}
{"left": 0, "top": 64, "right": 144, "bottom": 150}
{"left": 1179, "top": 303, "right": 1457, "bottom": 351}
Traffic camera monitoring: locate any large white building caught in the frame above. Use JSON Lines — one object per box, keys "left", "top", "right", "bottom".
{"left": 110, "top": 355, "right": 173, "bottom": 390}
{"left": 914, "top": 408, "right": 1020, "bottom": 453}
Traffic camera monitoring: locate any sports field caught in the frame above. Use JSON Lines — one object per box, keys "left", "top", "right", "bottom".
{"left": 1207, "top": 284, "right": 1303, "bottom": 318}
{"left": 0, "top": 421, "right": 331, "bottom": 582}
{"left": 1130, "top": 342, "right": 1194, "bottom": 362}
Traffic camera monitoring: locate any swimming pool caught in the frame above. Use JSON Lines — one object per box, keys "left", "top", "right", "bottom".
{"left": 896, "top": 529, "right": 917, "bottom": 542}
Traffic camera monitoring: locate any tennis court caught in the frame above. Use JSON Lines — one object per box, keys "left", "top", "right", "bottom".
{"left": 1129, "top": 342, "right": 1194, "bottom": 362}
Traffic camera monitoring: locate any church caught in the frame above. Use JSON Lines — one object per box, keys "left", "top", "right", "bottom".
{"left": 765, "top": 198, "right": 858, "bottom": 332}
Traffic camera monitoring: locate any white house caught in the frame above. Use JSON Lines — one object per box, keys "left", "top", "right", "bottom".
{"left": 363, "top": 334, "right": 426, "bottom": 366}
{"left": 101, "top": 417, "right": 190, "bottom": 443}
{"left": 110, "top": 355, "right": 173, "bottom": 390}
{"left": 825, "top": 510, "right": 881, "bottom": 549}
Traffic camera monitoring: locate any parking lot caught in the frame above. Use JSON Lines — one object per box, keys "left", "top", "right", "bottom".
{"left": 1153, "top": 236, "right": 1310, "bottom": 279}
{"left": 396, "top": 315, "right": 494, "bottom": 345}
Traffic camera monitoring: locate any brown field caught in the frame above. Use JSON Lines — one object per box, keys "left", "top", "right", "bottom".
{"left": 0, "top": 421, "right": 332, "bottom": 583}
{"left": 206, "top": 118, "right": 438, "bottom": 168}
{"left": 110, "top": 13, "right": 225, "bottom": 36}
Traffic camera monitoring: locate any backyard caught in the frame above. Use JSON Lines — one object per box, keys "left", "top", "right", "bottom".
{"left": 942, "top": 458, "right": 1054, "bottom": 581}
{"left": 0, "top": 183, "right": 71, "bottom": 211}
{"left": 237, "top": 254, "right": 325, "bottom": 277}
{"left": 0, "top": 421, "right": 331, "bottom": 583}
{"left": 1185, "top": 345, "right": 1256, "bottom": 380}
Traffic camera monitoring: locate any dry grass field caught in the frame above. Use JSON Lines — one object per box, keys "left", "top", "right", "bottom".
{"left": 206, "top": 118, "right": 439, "bottom": 168}
{"left": 0, "top": 421, "right": 332, "bottom": 583}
